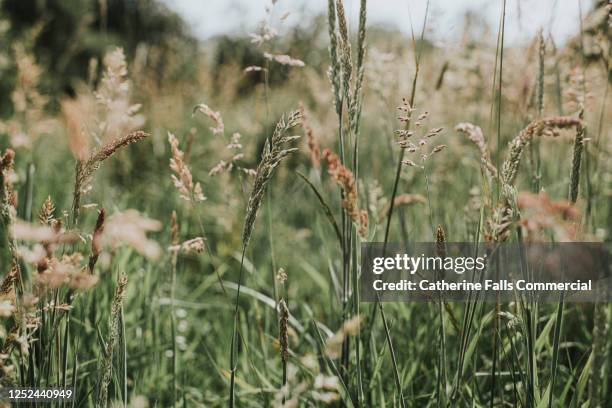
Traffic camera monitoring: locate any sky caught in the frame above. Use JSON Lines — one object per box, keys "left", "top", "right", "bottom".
{"left": 162, "top": 0, "right": 593, "bottom": 46}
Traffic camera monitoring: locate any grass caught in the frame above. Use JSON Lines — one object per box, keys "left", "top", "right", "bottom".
{"left": 0, "top": 0, "right": 610, "bottom": 407}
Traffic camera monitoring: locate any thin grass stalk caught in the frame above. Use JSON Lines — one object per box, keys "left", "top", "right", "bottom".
{"left": 351, "top": 237, "right": 364, "bottom": 405}
{"left": 97, "top": 272, "right": 128, "bottom": 407}
{"left": 229, "top": 112, "right": 301, "bottom": 407}
{"left": 514, "top": 224, "right": 538, "bottom": 408}
{"left": 548, "top": 292, "right": 564, "bottom": 408}
{"left": 311, "top": 321, "right": 356, "bottom": 407}
{"left": 577, "top": 4, "right": 607, "bottom": 392}
{"left": 532, "top": 30, "right": 545, "bottom": 191}
{"left": 332, "top": 0, "right": 353, "bottom": 382}
{"left": 569, "top": 110, "right": 586, "bottom": 203}
{"left": 349, "top": 8, "right": 367, "bottom": 393}
{"left": 342, "top": 1, "right": 368, "bottom": 396}
{"left": 435, "top": 226, "right": 448, "bottom": 405}
{"left": 170, "top": 212, "right": 179, "bottom": 407}
{"left": 22, "top": 162, "right": 35, "bottom": 222}
{"left": 229, "top": 248, "right": 246, "bottom": 408}
{"left": 278, "top": 299, "right": 289, "bottom": 404}
{"left": 589, "top": 293, "right": 608, "bottom": 408}
{"left": 588, "top": 63, "right": 610, "bottom": 408}
{"left": 450, "top": 215, "right": 484, "bottom": 403}
{"left": 491, "top": 2, "right": 506, "bottom": 406}
{"left": 262, "top": 51, "right": 279, "bottom": 312}
{"left": 575, "top": 0, "right": 596, "bottom": 227}
{"left": 120, "top": 304, "right": 127, "bottom": 407}
{"left": 364, "top": 3, "right": 430, "bottom": 406}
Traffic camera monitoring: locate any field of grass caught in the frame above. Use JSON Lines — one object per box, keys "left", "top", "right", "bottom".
{"left": 0, "top": 0, "right": 610, "bottom": 406}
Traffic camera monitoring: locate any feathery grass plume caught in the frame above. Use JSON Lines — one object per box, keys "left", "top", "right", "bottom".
{"left": 500, "top": 116, "right": 583, "bottom": 186}
{"left": 263, "top": 52, "right": 305, "bottom": 67}
{"left": 323, "top": 148, "right": 368, "bottom": 237}
{"left": 208, "top": 133, "right": 254, "bottom": 178}
{"left": 455, "top": 122, "right": 498, "bottom": 179}
{"left": 10, "top": 221, "right": 68, "bottom": 243}
{"left": 168, "top": 132, "right": 205, "bottom": 203}
{"left": 327, "top": 0, "right": 342, "bottom": 115}
{"left": 61, "top": 97, "right": 94, "bottom": 161}
{"left": 4, "top": 44, "right": 54, "bottom": 149}
{"left": 97, "top": 272, "right": 128, "bottom": 407}
{"left": 230, "top": 110, "right": 301, "bottom": 407}
{"left": 33, "top": 252, "right": 90, "bottom": 289}
{"left": 350, "top": 0, "right": 367, "bottom": 134}
{"left": 396, "top": 104, "right": 446, "bottom": 168}
{"left": 95, "top": 48, "right": 145, "bottom": 142}
{"left": 569, "top": 109, "right": 586, "bottom": 203}
{"left": 62, "top": 48, "right": 144, "bottom": 155}
{"left": 72, "top": 130, "right": 149, "bottom": 225}
{"left": 241, "top": 110, "right": 302, "bottom": 248}
{"left": 62, "top": 47, "right": 147, "bottom": 226}
{"left": 88, "top": 209, "right": 105, "bottom": 274}
{"left": 334, "top": 0, "right": 352, "bottom": 110}
{"left": 299, "top": 102, "right": 321, "bottom": 169}
{"left": 193, "top": 103, "right": 224, "bottom": 135}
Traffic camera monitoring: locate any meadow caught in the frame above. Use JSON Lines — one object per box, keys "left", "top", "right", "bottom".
{"left": 0, "top": 0, "right": 610, "bottom": 406}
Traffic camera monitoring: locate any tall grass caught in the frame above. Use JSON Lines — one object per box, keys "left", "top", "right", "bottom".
{"left": 0, "top": 1, "right": 609, "bottom": 407}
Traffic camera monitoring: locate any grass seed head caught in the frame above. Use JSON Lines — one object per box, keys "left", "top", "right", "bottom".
{"left": 242, "top": 110, "right": 302, "bottom": 248}
{"left": 278, "top": 299, "right": 289, "bottom": 362}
